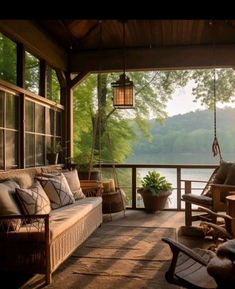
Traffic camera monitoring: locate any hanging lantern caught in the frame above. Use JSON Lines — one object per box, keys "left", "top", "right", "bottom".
{"left": 112, "top": 21, "right": 135, "bottom": 109}
{"left": 112, "top": 73, "right": 135, "bottom": 108}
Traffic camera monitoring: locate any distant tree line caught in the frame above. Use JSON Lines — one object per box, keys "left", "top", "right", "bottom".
{"left": 131, "top": 108, "right": 235, "bottom": 155}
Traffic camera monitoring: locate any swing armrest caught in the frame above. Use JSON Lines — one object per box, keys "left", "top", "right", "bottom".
{"left": 182, "top": 179, "right": 212, "bottom": 195}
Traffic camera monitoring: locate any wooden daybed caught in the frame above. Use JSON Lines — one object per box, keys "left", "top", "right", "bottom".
{"left": 0, "top": 166, "right": 103, "bottom": 284}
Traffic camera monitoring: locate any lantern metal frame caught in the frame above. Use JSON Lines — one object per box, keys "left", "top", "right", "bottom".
{"left": 111, "top": 21, "right": 135, "bottom": 109}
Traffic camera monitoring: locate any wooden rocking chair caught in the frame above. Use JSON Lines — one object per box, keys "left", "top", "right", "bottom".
{"left": 181, "top": 161, "right": 235, "bottom": 229}
{"left": 162, "top": 237, "right": 235, "bottom": 289}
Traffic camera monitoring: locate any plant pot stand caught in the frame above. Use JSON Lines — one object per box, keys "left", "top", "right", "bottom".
{"left": 102, "top": 190, "right": 125, "bottom": 221}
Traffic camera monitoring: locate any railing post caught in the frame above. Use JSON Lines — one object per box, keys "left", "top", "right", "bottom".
{"left": 132, "top": 167, "right": 136, "bottom": 209}
{"left": 177, "top": 167, "right": 181, "bottom": 210}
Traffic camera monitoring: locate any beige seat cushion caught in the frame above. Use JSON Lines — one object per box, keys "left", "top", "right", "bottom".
{"left": 49, "top": 197, "right": 102, "bottom": 239}
{"left": 16, "top": 181, "right": 51, "bottom": 215}
{"left": 38, "top": 174, "right": 75, "bottom": 209}
{"left": 62, "top": 170, "right": 86, "bottom": 200}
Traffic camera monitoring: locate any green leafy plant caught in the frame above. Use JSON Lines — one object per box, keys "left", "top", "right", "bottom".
{"left": 140, "top": 171, "right": 172, "bottom": 196}
{"left": 46, "top": 141, "right": 62, "bottom": 154}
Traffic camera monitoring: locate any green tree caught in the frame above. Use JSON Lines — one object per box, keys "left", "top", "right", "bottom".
{"left": 0, "top": 33, "right": 16, "bottom": 84}
{"left": 191, "top": 68, "right": 235, "bottom": 108}
{"left": 73, "top": 71, "right": 188, "bottom": 165}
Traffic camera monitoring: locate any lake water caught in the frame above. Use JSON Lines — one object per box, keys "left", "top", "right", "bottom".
{"left": 125, "top": 152, "right": 235, "bottom": 208}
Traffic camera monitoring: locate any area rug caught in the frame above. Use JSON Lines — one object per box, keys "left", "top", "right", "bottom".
{"left": 44, "top": 225, "right": 179, "bottom": 289}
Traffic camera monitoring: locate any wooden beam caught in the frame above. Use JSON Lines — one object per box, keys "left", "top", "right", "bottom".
{"left": 39, "top": 60, "right": 47, "bottom": 97}
{"left": 69, "top": 44, "right": 235, "bottom": 73}
{"left": 16, "top": 43, "right": 25, "bottom": 88}
{"left": 69, "top": 71, "right": 89, "bottom": 89}
{"left": 16, "top": 43, "right": 25, "bottom": 168}
{"left": 60, "top": 73, "right": 73, "bottom": 164}
{"left": 0, "top": 20, "right": 67, "bottom": 71}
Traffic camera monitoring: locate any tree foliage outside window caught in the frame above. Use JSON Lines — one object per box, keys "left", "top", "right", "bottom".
{"left": 25, "top": 51, "right": 40, "bottom": 95}
{"left": 0, "top": 33, "right": 16, "bottom": 84}
{"left": 47, "top": 66, "right": 60, "bottom": 103}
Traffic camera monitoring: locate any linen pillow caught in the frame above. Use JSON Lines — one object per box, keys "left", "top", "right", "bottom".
{"left": 16, "top": 181, "right": 51, "bottom": 215}
{"left": 62, "top": 170, "right": 86, "bottom": 200}
{"left": 38, "top": 174, "right": 75, "bottom": 209}
{"left": 0, "top": 180, "right": 21, "bottom": 230}
{"left": 13, "top": 173, "right": 34, "bottom": 189}
{"left": 102, "top": 179, "right": 116, "bottom": 193}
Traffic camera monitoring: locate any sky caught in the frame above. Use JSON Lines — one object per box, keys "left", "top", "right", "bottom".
{"left": 166, "top": 81, "right": 235, "bottom": 117}
{"left": 166, "top": 84, "right": 204, "bottom": 116}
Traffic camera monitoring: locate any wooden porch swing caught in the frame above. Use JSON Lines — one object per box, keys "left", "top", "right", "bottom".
{"left": 87, "top": 74, "right": 126, "bottom": 220}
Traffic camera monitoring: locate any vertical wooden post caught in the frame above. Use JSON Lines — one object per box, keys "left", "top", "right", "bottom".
{"left": 56, "top": 70, "right": 72, "bottom": 165}
{"left": 39, "top": 59, "right": 46, "bottom": 97}
{"left": 132, "top": 167, "right": 136, "bottom": 209}
{"left": 185, "top": 180, "right": 192, "bottom": 226}
{"left": 17, "top": 43, "right": 25, "bottom": 168}
{"left": 177, "top": 167, "right": 181, "bottom": 210}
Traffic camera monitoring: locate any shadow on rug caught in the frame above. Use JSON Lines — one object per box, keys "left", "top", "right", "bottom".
{"left": 43, "top": 225, "right": 179, "bottom": 289}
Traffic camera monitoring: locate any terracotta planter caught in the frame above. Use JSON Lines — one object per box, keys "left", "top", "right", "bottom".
{"left": 77, "top": 170, "right": 100, "bottom": 180}
{"left": 139, "top": 189, "right": 172, "bottom": 213}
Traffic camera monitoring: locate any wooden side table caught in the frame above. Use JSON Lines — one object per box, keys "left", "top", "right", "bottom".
{"left": 226, "top": 195, "right": 235, "bottom": 218}
{"left": 102, "top": 191, "right": 124, "bottom": 214}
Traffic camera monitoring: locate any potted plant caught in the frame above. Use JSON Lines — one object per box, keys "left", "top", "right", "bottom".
{"left": 46, "top": 141, "right": 62, "bottom": 165}
{"left": 72, "top": 153, "right": 100, "bottom": 180}
{"left": 138, "top": 171, "right": 172, "bottom": 213}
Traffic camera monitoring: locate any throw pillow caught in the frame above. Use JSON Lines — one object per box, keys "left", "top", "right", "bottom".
{"left": 62, "top": 170, "right": 86, "bottom": 200}
{"left": 102, "top": 179, "right": 116, "bottom": 193}
{"left": 224, "top": 163, "right": 235, "bottom": 186}
{"left": 0, "top": 180, "right": 22, "bottom": 231}
{"left": 16, "top": 181, "right": 51, "bottom": 215}
{"left": 38, "top": 174, "right": 75, "bottom": 209}
{"left": 13, "top": 172, "right": 34, "bottom": 189}
{"left": 213, "top": 161, "right": 233, "bottom": 184}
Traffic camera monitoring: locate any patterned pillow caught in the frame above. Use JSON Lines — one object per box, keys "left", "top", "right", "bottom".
{"left": 62, "top": 170, "right": 86, "bottom": 200}
{"left": 0, "top": 180, "right": 22, "bottom": 231}
{"left": 16, "top": 181, "right": 51, "bottom": 215}
{"left": 38, "top": 174, "right": 75, "bottom": 209}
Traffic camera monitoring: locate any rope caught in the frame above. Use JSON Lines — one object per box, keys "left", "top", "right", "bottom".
{"left": 105, "top": 123, "right": 126, "bottom": 216}
{"left": 211, "top": 68, "right": 223, "bottom": 163}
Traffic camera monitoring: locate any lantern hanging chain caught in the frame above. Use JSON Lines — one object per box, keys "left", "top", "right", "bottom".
{"left": 89, "top": 20, "right": 103, "bottom": 180}
{"left": 212, "top": 70, "right": 222, "bottom": 162}
{"left": 123, "top": 21, "right": 126, "bottom": 77}
{"left": 98, "top": 21, "right": 103, "bottom": 180}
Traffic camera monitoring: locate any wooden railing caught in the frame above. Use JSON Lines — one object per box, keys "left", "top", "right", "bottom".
{"left": 98, "top": 163, "right": 218, "bottom": 210}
